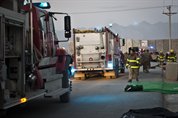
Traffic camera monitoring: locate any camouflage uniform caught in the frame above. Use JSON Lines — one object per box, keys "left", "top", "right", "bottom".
{"left": 141, "top": 50, "right": 151, "bottom": 73}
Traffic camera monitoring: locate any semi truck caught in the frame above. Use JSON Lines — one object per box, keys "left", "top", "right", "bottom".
{"left": 0, "top": 1, "right": 72, "bottom": 113}
{"left": 73, "top": 28, "right": 122, "bottom": 79}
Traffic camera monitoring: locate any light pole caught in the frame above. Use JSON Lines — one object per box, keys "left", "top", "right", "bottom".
{"left": 163, "top": 5, "right": 177, "bottom": 51}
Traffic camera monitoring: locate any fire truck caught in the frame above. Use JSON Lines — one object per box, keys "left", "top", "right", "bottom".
{"left": 0, "top": 1, "right": 72, "bottom": 113}
{"left": 73, "top": 28, "right": 122, "bottom": 80}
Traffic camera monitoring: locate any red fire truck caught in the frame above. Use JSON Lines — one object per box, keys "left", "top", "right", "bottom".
{"left": 73, "top": 27, "right": 122, "bottom": 79}
{"left": 0, "top": 1, "right": 72, "bottom": 113}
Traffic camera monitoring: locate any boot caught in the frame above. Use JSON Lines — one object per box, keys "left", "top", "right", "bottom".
{"left": 128, "top": 79, "right": 132, "bottom": 83}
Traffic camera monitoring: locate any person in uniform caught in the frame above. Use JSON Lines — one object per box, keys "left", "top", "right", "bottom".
{"left": 126, "top": 49, "right": 141, "bottom": 82}
{"left": 141, "top": 49, "right": 152, "bottom": 73}
{"left": 167, "top": 49, "right": 177, "bottom": 62}
{"left": 157, "top": 50, "right": 165, "bottom": 67}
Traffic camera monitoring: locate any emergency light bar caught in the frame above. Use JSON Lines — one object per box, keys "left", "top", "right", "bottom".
{"left": 33, "top": 2, "right": 51, "bottom": 9}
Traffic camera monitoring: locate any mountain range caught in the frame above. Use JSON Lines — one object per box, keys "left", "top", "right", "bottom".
{"left": 108, "top": 22, "right": 178, "bottom": 40}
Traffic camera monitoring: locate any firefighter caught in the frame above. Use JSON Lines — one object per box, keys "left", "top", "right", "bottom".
{"left": 167, "top": 49, "right": 177, "bottom": 62}
{"left": 126, "top": 49, "right": 141, "bottom": 82}
{"left": 68, "top": 54, "right": 74, "bottom": 77}
{"left": 157, "top": 50, "right": 165, "bottom": 66}
{"left": 165, "top": 52, "right": 169, "bottom": 61}
{"left": 120, "top": 51, "right": 125, "bottom": 73}
{"left": 124, "top": 52, "right": 129, "bottom": 65}
{"left": 141, "top": 49, "right": 152, "bottom": 73}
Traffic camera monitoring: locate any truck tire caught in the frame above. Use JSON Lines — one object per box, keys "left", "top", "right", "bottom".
{"left": 120, "top": 68, "right": 125, "bottom": 73}
{"left": 0, "top": 110, "right": 6, "bottom": 117}
{"left": 60, "top": 92, "right": 70, "bottom": 103}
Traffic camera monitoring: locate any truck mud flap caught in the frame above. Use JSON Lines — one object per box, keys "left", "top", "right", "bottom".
{"left": 74, "top": 72, "right": 85, "bottom": 80}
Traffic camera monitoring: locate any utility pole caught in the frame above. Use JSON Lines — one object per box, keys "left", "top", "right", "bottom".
{"left": 163, "top": 5, "right": 177, "bottom": 51}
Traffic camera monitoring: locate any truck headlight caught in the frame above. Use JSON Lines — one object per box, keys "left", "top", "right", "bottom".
{"left": 107, "top": 61, "right": 113, "bottom": 69}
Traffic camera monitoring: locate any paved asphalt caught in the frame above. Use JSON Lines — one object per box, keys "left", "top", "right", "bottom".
{"left": 5, "top": 65, "right": 163, "bottom": 118}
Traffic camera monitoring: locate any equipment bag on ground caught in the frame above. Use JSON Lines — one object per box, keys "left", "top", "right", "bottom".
{"left": 121, "top": 107, "right": 178, "bottom": 118}
{"left": 124, "top": 84, "right": 143, "bottom": 92}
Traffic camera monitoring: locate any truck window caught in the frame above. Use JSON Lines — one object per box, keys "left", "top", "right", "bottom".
{"left": 39, "top": 12, "right": 48, "bottom": 56}
{"left": 49, "top": 16, "right": 58, "bottom": 41}
{"left": 39, "top": 12, "right": 47, "bottom": 32}
{"left": 49, "top": 16, "right": 55, "bottom": 34}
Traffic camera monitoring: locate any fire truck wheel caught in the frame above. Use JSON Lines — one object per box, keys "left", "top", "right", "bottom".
{"left": 60, "top": 92, "right": 70, "bottom": 103}
{"left": 0, "top": 110, "right": 6, "bottom": 117}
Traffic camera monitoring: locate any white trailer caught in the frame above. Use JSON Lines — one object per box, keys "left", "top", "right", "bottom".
{"left": 73, "top": 28, "right": 121, "bottom": 79}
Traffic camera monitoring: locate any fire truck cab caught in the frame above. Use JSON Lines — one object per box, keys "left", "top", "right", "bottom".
{"left": 0, "top": 1, "right": 72, "bottom": 112}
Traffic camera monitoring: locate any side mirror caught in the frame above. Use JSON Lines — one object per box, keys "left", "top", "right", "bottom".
{"left": 64, "top": 16, "right": 71, "bottom": 31}
{"left": 65, "top": 31, "right": 71, "bottom": 38}
{"left": 64, "top": 16, "right": 71, "bottom": 38}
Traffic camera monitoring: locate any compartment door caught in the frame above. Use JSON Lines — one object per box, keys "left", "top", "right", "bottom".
{"left": 0, "top": 14, "right": 5, "bottom": 62}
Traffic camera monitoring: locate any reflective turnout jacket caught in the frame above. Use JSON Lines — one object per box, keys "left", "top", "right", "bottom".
{"left": 167, "top": 53, "right": 176, "bottom": 62}
{"left": 126, "top": 54, "right": 140, "bottom": 69}
{"left": 158, "top": 53, "right": 165, "bottom": 62}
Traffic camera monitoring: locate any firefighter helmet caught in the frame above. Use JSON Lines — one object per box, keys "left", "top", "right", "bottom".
{"left": 170, "top": 49, "right": 174, "bottom": 53}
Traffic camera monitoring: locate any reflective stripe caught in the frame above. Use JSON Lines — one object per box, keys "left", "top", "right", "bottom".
{"left": 127, "top": 60, "right": 137, "bottom": 62}
{"left": 158, "top": 56, "right": 164, "bottom": 59}
{"left": 168, "top": 60, "right": 176, "bottom": 62}
{"left": 158, "top": 56, "right": 165, "bottom": 60}
{"left": 136, "top": 58, "right": 140, "bottom": 60}
{"left": 168, "top": 57, "right": 176, "bottom": 59}
{"left": 159, "top": 59, "right": 164, "bottom": 61}
{"left": 131, "top": 66, "right": 139, "bottom": 68}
